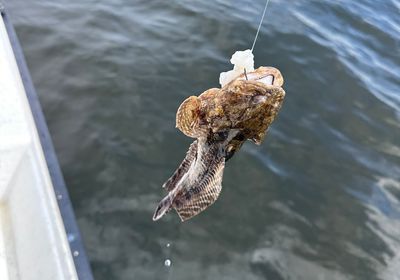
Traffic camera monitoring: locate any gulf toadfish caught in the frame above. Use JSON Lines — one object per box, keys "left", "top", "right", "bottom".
{"left": 153, "top": 51, "right": 286, "bottom": 222}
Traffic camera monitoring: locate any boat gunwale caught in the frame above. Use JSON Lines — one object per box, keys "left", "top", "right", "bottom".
{"left": 1, "top": 6, "right": 94, "bottom": 280}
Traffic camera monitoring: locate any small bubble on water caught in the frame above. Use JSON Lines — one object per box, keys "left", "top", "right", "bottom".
{"left": 164, "top": 259, "right": 171, "bottom": 267}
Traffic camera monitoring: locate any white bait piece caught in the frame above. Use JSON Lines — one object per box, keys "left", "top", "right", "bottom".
{"left": 219, "top": 49, "right": 255, "bottom": 87}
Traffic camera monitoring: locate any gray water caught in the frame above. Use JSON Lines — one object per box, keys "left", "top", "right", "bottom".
{"left": 7, "top": 0, "right": 400, "bottom": 279}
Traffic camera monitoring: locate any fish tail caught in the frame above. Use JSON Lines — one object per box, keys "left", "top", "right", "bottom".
{"left": 152, "top": 194, "right": 174, "bottom": 221}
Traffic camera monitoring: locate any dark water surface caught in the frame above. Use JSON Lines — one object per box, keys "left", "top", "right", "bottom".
{"left": 7, "top": 0, "right": 400, "bottom": 279}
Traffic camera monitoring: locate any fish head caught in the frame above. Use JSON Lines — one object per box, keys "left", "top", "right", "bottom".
{"left": 176, "top": 67, "right": 285, "bottom": 145}
{"left": 212, "top": 66, "right": 286, "bottom": 144}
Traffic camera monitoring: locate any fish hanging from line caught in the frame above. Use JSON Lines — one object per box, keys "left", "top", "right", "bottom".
{"left": 153, "top": 51, "right": 286, "bottom": 222}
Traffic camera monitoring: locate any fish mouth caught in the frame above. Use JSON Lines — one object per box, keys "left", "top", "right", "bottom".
{"left": 240, "top": 72, "right": 275, "bottom": 86}
{"left": 257, "top": 74, "right": 274, "bottom": 85}
{"left": 244, "top": 73, "right": 274, "bottom": 86}
{"left": 237, "top": 67, "right": 284, "bottom": 87}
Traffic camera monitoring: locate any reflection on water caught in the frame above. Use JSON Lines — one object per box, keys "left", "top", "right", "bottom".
{"left": 8, "top": 0, "right": 400, "bottom": 279}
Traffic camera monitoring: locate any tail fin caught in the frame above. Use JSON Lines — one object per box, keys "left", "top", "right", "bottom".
{"left": 152, "top": 195, "right": 173, "bottom": 221}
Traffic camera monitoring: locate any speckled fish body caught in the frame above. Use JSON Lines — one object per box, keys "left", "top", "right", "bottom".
{"left": 153, "top": 66, "right": 285, "bottom": 221}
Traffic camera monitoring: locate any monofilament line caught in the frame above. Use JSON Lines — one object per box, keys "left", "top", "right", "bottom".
{"left": 251, "top": 0, "right": 271, "bottom": 52}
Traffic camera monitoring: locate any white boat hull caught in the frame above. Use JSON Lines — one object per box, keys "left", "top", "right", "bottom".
{"left": 0, "top": 8, "right": 92, "bottom": 280}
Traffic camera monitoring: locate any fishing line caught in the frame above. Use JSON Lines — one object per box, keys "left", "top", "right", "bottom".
{"left": 251, "top": 0, "right": 271, "bottom": 52}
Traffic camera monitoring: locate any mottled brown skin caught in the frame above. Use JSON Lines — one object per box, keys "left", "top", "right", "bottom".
{"left": 176, "top": 66, "right": 285, "bottom": 144}
{"left": 153, "top": 66, "right": 285, "bottom": 222}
